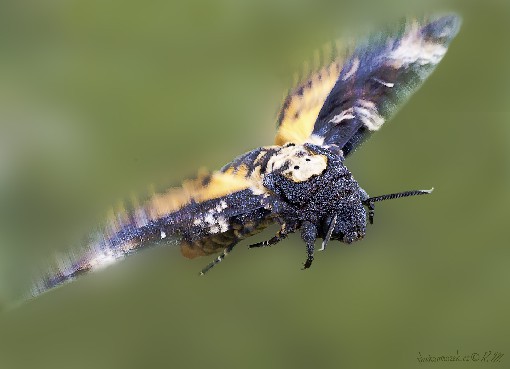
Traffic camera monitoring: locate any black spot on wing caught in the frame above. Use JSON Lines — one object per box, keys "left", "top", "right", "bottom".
{"left": 201, "top": 174, "right": 213, "bottom": 187}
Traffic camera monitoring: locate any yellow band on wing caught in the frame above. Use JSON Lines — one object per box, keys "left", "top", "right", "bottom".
{"left": 146, "top": 171, "right": 252, "bottom": 220}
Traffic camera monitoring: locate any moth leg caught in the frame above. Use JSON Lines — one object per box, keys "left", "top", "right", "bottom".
{"left": 248, "top": 234, "right": 285, "bottom": 248}
{"left": 249, "top": 221, "right": 296, "bottom": 248}
{"left": 199, "top": 242, "right": 237, "bottom": 276}
{"left": 301, "top": 221, "right": 318, "bottom": 269}
{"left": 249, "top": 226, "right": 287, "bottom": 249}
{"left": 318, "top": 213, "right": 337, "bottom": 251}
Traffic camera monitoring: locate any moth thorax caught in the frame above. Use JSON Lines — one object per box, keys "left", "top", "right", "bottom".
{"left": 266, "top": 144, "right": 327, "bottom": 183}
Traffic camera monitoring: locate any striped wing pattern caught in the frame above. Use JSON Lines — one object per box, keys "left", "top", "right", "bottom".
{"left": 32, "top": 169, "right": 270, "bottom": 295}
{"left": 276, "top": 15, "right": 461, "bottom": 156}
{"left": 274, "top": 41, "right": 353, "bottom": 146}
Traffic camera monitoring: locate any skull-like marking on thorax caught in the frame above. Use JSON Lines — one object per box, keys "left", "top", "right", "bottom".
{"left": 266, "top": 144, "right": 327, "bottom": 183}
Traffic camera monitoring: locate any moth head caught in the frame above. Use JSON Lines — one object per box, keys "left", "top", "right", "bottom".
{"left": 321, "top": 204, "right": 367, "bottom": 246}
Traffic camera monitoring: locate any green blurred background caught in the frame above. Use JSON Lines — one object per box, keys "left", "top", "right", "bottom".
{"left": 0, "top": 0, "right": 509, "bottom": 368}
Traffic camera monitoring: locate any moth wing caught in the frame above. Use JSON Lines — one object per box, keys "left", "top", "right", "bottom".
{"left": 144, "top": 163, "right": 275, "bottom": 258}
{"left": 311, "top": 14, "right": 460, "bottom": 156}
{"left": 33, "top": 163, "right": 275, "bottom": 296}
{"left": 274, "top": 40, "right": 353, "bottom": 146}
{"left": 275, "top": 14, "right": 461, "bottom": 157}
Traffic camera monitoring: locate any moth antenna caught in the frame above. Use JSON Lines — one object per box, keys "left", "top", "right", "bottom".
{"left": 363, "top": 188, "right": 433, "bottom": 224}
{"left": 368, "top": 188, "right": 433, "bottom": 203}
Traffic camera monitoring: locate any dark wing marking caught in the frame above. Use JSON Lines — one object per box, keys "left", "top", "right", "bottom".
{"left": 221, "top": 145, "right": 281, "bottom": 183}
{"left": 311, "top": 14, "right": 461, "bottom": 156}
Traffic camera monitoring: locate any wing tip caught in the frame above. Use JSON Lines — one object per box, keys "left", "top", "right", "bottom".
{"left": 423, "top": 13, "right": 462, "bottom": 44}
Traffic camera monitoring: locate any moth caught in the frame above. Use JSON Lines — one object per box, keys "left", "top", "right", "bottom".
{"left": 32, "top": 14, "right": 460, "bottom": 296}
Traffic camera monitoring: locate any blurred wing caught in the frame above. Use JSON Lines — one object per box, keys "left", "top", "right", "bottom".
{"left": 150, "top": 167, "right": 273, "bottom": 259}
{"left": 275, "top": 41, "right": 353, "bottom": 146}
{"left": 311, "top": 14, "right": 460, "bottom": 156}
{"left": 275, "top": 14, "right": 461, "bottom": 156}
{"left": 32, "top": 165, "right": 273, "bottom": 296}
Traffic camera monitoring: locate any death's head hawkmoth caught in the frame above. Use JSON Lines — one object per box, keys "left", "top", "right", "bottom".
{"left": 31, "top": 14, "right": 461, "bottom": 297}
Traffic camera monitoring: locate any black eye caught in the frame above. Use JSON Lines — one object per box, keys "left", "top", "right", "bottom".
{"left": 294, "top": 166, "right": 300, "bottom": 170}
{"left": 305, "top": 158, "right": 311, "bottom": 162}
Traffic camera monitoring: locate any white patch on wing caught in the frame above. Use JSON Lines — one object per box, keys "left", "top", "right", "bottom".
{"left": 329, "top": 108, "right": 355, "bottom": 124}
{"left": 218, "top": 217, "right": 230, "bottom": 232}
{"left": 160, "top": 230, "right": 167, "bottom": 239}
{"left": 215, "top": 200, "right": 228, "bottom": 212}
{"left": 89, "top": 250, "right": 122, "bottom": 271}
{"left": 342, "top": 58, "right": 360, "bottom": 81}
{"left": 307, "top": 134, "right": 325, "bottom": 146}
{"left": 204, "top": 213, "right": 216, "bottom": 226}
{"left": 372, "top": 78, "right": 394, "bottom": 88}
{"left": 354, "top": 99, "right": 385, "bottom": 131}
{"left": 388, "top": 21, "right": 447, "bottom": 68}
{"left": 193, "top": 207, "right": 231, "bottom": 234}
{"left": 209, "top": 225, "right": 220, "bottom": 234}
